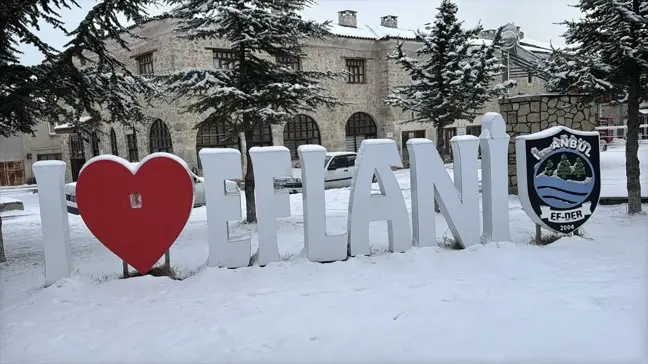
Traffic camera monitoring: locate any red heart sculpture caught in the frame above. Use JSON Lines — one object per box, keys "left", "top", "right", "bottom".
{"left": 76, "top": 155, "right": 194, "bottom": 274}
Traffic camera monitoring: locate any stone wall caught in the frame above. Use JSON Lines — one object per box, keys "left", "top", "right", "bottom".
{"left": 499, "top": 94, "right": 597, "bottom": 193}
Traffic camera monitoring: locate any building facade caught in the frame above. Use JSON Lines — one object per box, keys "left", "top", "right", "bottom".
{"left": 0, "top": 121, "right": 62, "bottom": 186}
{"left": 55, "top": 11, "right": 550, "bottom": 182}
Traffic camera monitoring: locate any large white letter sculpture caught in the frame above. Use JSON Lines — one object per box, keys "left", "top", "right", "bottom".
{"left": 33, "top": 161, "right": 73, "bottom": 286}
{"left": 199, "top": 148, "right": 251, "bottom": 268}
{"left": 298, "top": 145, "right": 347, "bottom": 262}
{"left": 479, "top": 112, "right": 511, "bottom": 242}
{"left": 347, "top": 139, "right": 411, "bottom": 256}
{"left": 407, "top": 135, "right": 480, "bottom": 248}
{"left": 250, "top": 146, "right": 292, "bottom": 266}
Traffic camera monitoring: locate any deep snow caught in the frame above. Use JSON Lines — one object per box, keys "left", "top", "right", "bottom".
{"left": 0, "top": 146, "right": 646, "bottom": 363}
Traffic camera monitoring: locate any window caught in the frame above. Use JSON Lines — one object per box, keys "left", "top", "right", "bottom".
{"left": 345, "top": 112, "right": 377, "bottom": 152}
{"left": 212, "top": 49, "right": 238, "bottom": 70}
{"left": 90, "top": 131, "right": 100, "bottom": 157}
{"left": 149, "top": 119, "right": 174, "bottom": 154}
{"left": 136, "top": 52, "right": 154, "bottom": 76}
{"left": 346, "top": 58, "right": 366, "bottom": 84}
{"left": 109, "top": 128, "right": 119, "bottom": 155}
{"left": 252, "top": 124, "right": 273, "bottom": 147}
{"left": 401, "top": 130, "right": 425, "bottom": 162}
{"left": 328, "top": 155, "right": 356, "bottom": 170}
{"left": 126, "top": 127, "right": 139, "bottom": 162}
{"left": 276, "top": 54, "right": 301, "bottom": 70}
{"left": 195, "top": 120, "right": 241, "bottom": 168}
{"left": 36, "top": 153, "right": 62, "bottom": 161}
{"left": 283, "top": 115, "right": 321, "bottom": 160}
{"left": 527, "top": 73, "right": 533, "bottom": 84}
{"left": 47, "top": 123, "right": 56, "bottom": 135}
{"left": 467, "top": 125, "right": 482, "bottom": 137}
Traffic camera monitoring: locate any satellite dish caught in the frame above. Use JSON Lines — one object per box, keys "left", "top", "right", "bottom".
{"left": 501, "top": 23, "right": 519, "bottom": 50}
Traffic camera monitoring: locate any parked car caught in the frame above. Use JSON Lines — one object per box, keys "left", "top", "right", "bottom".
{"left": 65, "top": 162, "right": 239, "bottom": 215}
{"left": 277, "top": 151, "right": 368, "bottom": 194}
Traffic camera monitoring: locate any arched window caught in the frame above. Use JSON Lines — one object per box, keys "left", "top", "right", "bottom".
{"left": 252, "top": 124, "right": 273, "bottom": 147}
{"left": 90, "top": 131, "right": 100, "bottom": 157}
{"left": 195, "top": 120, "right": 241, "bottom": 168}
{"left": 345, "top": 112, "right": 377, "bottom": 152}
{"left": 69, "top": 133, "right": 86, "bottom": 182}
{"left": 109, "top": 128, "right": 119, "bottom": 155}
{"left": 149, "top": 119, "right": 174, "bottom": 154}
{"left": 126, "top": 127, "right": 139, "bottom": 162}
{"left": 283, "top": 115, "right": 321, "bottom": 160}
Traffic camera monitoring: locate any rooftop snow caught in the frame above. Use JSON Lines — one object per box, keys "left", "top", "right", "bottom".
{"left": 327, "top": 23, "right": 557, "bottom": 55}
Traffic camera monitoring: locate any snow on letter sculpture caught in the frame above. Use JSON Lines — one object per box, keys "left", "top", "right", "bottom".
{"left": 479, "top": 112, "right": 511, "bottom": 242}
{"left": 199, "top": 148, "right": 251, "bottom": 268}
{"left": 75, "top": 153, "right": 194, "bottom": 274}
{"left": 298, "top": 145, "right": 347, "bottom": 262}
{"left": 250, "top": 146, "right": 292, "bottom": 266}
{"left": 347, "top": 139, "right": 412, "bottom": 256}
{"left": 32, "top": 161, "right": 73, "bottom": 286}
{"left": 31, "top": 112, "right": 514, "bottom": 285}
{"left": 407, "top": 135, "right": 480, "bottom": 248}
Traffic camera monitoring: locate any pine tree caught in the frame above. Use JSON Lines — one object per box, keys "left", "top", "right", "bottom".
{"left": 160, "top": 0, "right": 344, "bottom": 223}
{"left": 0, "top": 0, "right": 161, "bottom": 137}
{"left": 543, "top": 159, "right": 555, "bottom": 176}
{"left": 572, "top": 157, "right": 587, "bottom": 180}
{"left": 385, "top": 0, "right": 515, "bottom": 156}
{"left": 556, "top": 154, "right": 572, "bottom": 179}
{"left": 1, "top": 0, "right": 162, "bottom": 263}
{"left": 541, "top": 0, "right": 647, "bottom": 213}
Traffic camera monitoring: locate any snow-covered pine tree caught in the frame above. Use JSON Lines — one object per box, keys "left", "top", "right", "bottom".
{"left": 385, "top": 0, "right": 515, "bottom": 156}
{"left": 0, "top": 0, "right": 160, "bottom": 137}
{"left": 160, "top": 0, "right": 344, "bottom": 223}
{"left": 541, "top": 0, "right": 647, "bottom": 214}
{"left": 0, "top": 0, "right": 162, "bottom": 264}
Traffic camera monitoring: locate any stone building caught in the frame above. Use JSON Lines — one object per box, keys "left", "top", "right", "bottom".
{"left": 55, "top": 11, "right": 551, "bottom": 182}
{"left": 0, "top": 121, "right": 62, "bottom": 186}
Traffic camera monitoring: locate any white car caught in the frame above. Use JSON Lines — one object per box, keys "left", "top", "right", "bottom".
{"left": 65, "top": 162, "right": 239, "bottom": 215}
{"left": 277, "top": 152, "right": 363, "bottom": 194}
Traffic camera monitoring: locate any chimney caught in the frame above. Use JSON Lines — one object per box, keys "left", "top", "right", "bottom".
{"left": 338, "top": 10, "right": 357, "bottom": 28}
{"left": 380, "top": 15, "right": 398, "bottom": 28}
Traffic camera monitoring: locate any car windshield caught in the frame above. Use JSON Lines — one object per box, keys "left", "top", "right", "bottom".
{"left": 324, "top": 156, "right": 331, "bottom": 167}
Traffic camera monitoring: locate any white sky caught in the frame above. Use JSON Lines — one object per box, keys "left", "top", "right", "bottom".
{"left": 18, "top": 0, "right": 583, "bottom": 66}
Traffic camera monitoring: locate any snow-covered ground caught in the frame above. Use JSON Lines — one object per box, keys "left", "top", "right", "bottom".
{"left": 600, "top": 143, "right": 648, "bottom": 197}
{"left": 1, "top": 146, "right": 647, "bottom": 363}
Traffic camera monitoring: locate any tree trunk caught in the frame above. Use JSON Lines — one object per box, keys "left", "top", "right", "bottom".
{"left": 435, "top": 125, "right": 445, "bottom": 213}
{"left": 436, "top": 125, "right": 445, "bottom": 158}
{"left": 625, "top": 73, "right": 642, "bottom": 214}
{"left": 244, "top": 127, "right": 257, "bottom": 223}
{"left": 0, "top": 216, "right": 6, "bottom": 263}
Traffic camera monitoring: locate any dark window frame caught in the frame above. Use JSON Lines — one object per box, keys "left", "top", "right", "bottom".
{"left": 276, "top": 54, "right": 301, "bottom": 71}
{"left": 345, "top": 112, "right": 377, "bottom": 152}
{"left": 195, "top": 120, "right": 241, "bottom": 168}
{"left": 211, "top": 49, "right": 239, "bottom": 70}
{"left": 283, "top": 115, "right": 321, "bottom": 160}
{"left": 346, "top": 58, "right": 366, "bottom": 84}
{"left": 109, "top": 128, "right": 119, "bottom": 155}
{"left": 126, "top": 127, "right": 139, "bottom": 162}
{"left": 149, "top": 119, "right": 174, "bottom": 154}
{"left": 136, "top": 52, "right": 155, "bottom": 76}
{"left": 36, "top": 153, "right": 63, "bottom": 161}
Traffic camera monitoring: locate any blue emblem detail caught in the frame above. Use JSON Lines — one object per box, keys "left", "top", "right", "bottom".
{"left": 532, "top": 149, "right": 595, "bottom": 210}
